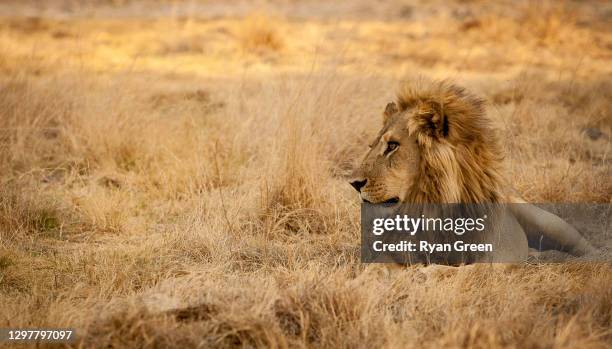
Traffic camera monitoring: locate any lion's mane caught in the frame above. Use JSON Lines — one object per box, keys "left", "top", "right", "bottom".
{"left": 398, "top": 80, "right": 507, "bottom": 203}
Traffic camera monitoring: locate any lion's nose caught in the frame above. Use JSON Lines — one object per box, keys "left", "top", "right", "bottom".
{"left": 349, "top": 179, "right": 367, "bottom": 192}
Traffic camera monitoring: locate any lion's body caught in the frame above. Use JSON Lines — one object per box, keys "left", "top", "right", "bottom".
{"left": 350, "top": 79, "right": 597, "bottom": 263}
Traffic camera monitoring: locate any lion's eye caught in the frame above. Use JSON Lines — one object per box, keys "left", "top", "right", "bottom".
{"left": 385, "top": 141, "right": 399, "bottom": 155}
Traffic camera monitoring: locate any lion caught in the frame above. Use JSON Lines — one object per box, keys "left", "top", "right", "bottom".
{"left": 349, "top": 79, "right": 597, "bottom": 263}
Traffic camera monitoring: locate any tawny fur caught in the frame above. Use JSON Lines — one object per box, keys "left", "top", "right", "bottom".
{"left": 398, "top": 80, "right": 507, "bottom": 203}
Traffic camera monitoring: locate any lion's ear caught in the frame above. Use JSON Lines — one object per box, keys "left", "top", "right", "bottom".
{"left": 413, "top": 102, "right": 449, "bottom": 139}
{"left": 382, "top": 102, "right": 398, "bottom": 123}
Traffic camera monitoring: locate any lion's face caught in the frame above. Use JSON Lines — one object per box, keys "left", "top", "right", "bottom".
{"left": 349, "top": 103, "right": 420, "bottom": 204}
{"left": 350, "top": 80, "right": 505, "bottom": 204}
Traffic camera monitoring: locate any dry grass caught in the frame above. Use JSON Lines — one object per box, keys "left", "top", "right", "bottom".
{"left": 0, "top": 0, "right": 611, "bottom": 348}
{"left": 237, "top": 14, "right": 285, "bottom": 54}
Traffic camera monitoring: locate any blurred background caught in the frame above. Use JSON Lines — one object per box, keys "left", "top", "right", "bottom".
{"left": 2, "top": 0, "right": 610, "bottom": 79}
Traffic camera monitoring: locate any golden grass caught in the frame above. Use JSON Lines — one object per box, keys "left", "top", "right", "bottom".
{"left": 237, "top": 14, "right": 285, "bottom": 54}
{"left": 0, "top": 0, "right": 611, "bottom": 347}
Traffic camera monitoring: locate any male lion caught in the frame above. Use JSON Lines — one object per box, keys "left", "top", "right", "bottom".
{"left": 349, "top": 79, "right": 597, "bottom": 263}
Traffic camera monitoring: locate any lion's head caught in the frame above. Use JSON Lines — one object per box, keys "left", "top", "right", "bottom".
{"left": 349, "top": 79, "right": 507, "bottom": 204}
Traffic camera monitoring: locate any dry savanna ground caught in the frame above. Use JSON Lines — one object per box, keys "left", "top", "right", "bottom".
{"left": 0, "top": 0, "right": 611, "bottom": 348}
